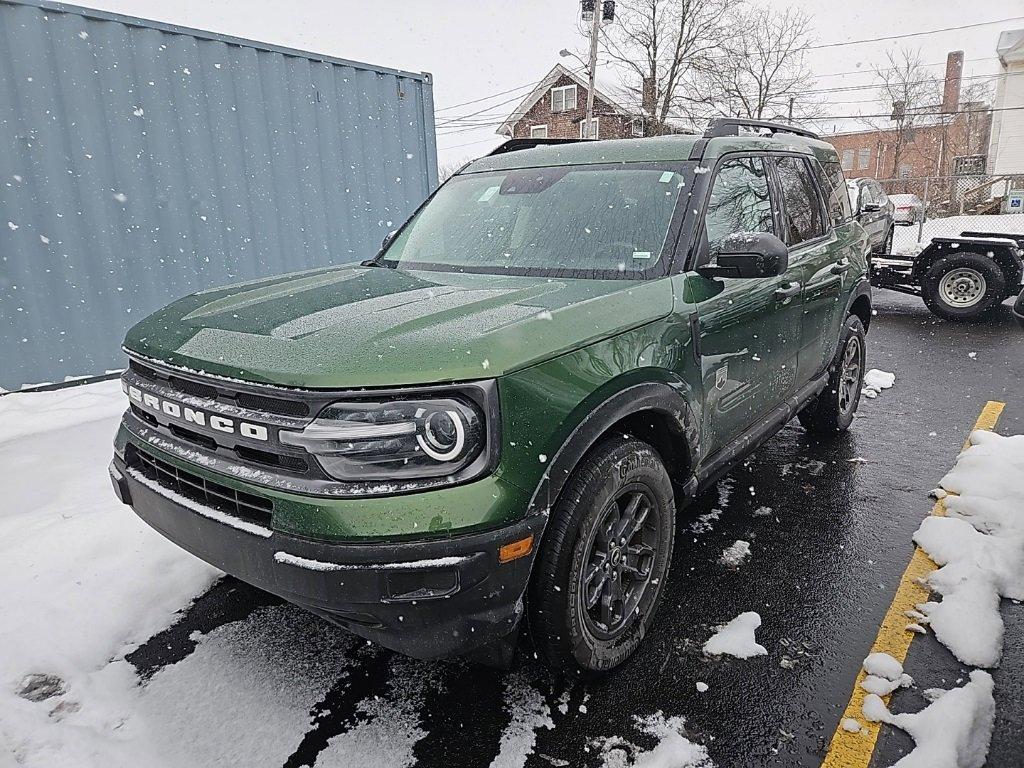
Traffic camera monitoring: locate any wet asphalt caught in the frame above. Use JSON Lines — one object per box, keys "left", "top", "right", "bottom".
{"left": 126, "top": 289, "right": 1023, "bottom": 768}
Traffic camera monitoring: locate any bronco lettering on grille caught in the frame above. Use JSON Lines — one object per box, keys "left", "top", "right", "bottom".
{"left": 126, "top": 384, "right": 270, "bottom": 441}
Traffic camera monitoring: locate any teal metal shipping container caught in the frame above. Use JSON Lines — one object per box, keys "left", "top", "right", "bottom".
{"left": 0, "top": 0, "right": 438, "bottom": 390}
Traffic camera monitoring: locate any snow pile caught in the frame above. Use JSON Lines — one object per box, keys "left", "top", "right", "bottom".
{"left": 593, "top": 712, "right": 713, "bottom": 768}
{"left": 862, "top": 670, "right": 995, "bottom": 768}
{"left": 718, "top": 540, "right": 750, "bottom": 568}
{"left": 912, "top": 430, "right": 1024, "bottom": 667}
{"left": 859, "top": 652, "right": 913, "bottom": 696}
{"left": 0, "top": 379, "right": 126, "bottom": 445}
{"left": 0, "top": 382, "right": 220, "bottom": 765}
{"left": 703, "top": 612, "right": 767, "bottom": 659}
{"left": 892, "top": 213, "right": 1024, "bottom": 257}
{"left": 862, "top": 369, "right": 895, "bottom": 399}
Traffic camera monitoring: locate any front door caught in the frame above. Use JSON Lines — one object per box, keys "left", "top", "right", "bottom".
{"left": 688, "top": 155, "right": 803, "bottom": 459}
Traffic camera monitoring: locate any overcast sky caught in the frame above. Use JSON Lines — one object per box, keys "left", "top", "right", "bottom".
{"left": 79, "top": 0, "right": 1024, "bottom": 166}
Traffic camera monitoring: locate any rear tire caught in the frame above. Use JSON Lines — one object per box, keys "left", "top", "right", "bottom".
{"left": 921, "top": 253, "right": 1006, "bottom": 321}
{"left": 527, "top": 436, "right": 675, "bottom": 675}
{"left": 798, "top": 315, "right": 866, "bottom": 435}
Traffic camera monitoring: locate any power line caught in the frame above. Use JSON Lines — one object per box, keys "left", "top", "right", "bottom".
{"left": 804, "top": 16, "right": 1024, "bottom": 50}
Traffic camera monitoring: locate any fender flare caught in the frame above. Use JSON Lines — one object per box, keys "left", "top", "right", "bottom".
{"left": 525, "top": 381, "right": 699, "bottom": 519}
{"left": 844, "top": 278, "right": 872, "bottom": 329}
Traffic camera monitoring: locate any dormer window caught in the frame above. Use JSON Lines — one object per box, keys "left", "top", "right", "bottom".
{"left": 551, "top": 84, "right": 578, "bottom": 113}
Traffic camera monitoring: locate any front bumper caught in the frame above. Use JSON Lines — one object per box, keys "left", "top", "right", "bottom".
{"left": 110, "top": 452, "right": 545, "bottom": 661}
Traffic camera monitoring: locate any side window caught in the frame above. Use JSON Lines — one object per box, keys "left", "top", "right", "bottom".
{"left": 814, "top": 160, "right": 853, "bottom": 225}
{"left": 703, "top": 156, "right": 775, "bottom": 257}
{"left": 774, "top": 156, "right": 827, "bottom": 246}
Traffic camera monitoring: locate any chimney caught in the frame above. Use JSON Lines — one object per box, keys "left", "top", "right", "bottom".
{"left": 642, "top": 76, "right": 656, "bottom": 117}
{"left": 942, "top": 51, "right": 964, "bottom": 113}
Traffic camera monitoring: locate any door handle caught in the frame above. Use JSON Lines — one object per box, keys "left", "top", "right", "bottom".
{"left": 830, "top": 259, "right": 851, "bottom": 275}
{"left": 774, "top": 281, "right": 802, "bottom": 299}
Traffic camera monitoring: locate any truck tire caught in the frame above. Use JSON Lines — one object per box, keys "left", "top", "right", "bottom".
{"left": 527, "top": 435, "right": 675, "bottom": 675}
{"left": 798, "top": 315, "right": 866, "bottom": 435}
{"left": 921, "top": 252, "right": 1007, "bottom": 321}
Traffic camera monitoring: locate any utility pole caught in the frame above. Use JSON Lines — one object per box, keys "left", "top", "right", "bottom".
{"left": 787, "top": 96, "right": 795, "bottom": 125}
{"left": 585, "top": 1, "right": 601, "bottom": 139}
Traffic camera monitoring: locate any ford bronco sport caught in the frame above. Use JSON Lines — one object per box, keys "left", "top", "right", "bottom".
{"left": 110, "top": 119, "right": 872, "bottom": 674}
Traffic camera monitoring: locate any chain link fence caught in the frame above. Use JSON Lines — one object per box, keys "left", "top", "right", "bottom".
{"left": 870, "top": 174, "right": 1024, "bottom": 256}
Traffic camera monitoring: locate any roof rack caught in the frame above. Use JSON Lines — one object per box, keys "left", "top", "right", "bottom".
{"left": 486, "top": 137, "right": 588, "bottom": 156}
{"left": 703, "top": 118, "right": 819, "bottom": 140}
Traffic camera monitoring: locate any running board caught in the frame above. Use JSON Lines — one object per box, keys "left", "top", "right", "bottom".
{"left": 693, "top": 374, "right": 829, "bottom": 493}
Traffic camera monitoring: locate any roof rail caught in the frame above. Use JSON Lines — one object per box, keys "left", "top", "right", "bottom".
{"left": 704, "top": 118, "right": 819, "bottom": 141}
{"left": 486, "top": 137, "right": 588, "bottom": 156}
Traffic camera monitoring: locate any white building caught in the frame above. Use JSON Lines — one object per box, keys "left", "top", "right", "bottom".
{"left": 987, "top": 29, "right": 1024, "bottom": 177}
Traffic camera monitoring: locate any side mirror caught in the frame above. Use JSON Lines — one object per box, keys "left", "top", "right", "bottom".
{"left": 861, "top": 202, "right": 881, "bottom": 213}
{"left": 698, "top": 232, "right": 789, "bottom": 279}
{"left": 381, "top": 230, "right": 398, "bottom": 251}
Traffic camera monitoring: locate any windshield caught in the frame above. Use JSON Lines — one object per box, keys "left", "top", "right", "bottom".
{"left": 378, "top": 163, "right": 692, "bottom": 278}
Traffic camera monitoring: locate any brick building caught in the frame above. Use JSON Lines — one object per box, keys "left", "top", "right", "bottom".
{"left": 824, "top": 52, "right": 993, "bottom": 204}
{"left": 497, "top": 63, "right": 647, "bottom": 141}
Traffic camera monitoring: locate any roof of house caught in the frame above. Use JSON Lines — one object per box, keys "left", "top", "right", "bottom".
{"left": 496, "top": 63, "right": 634, "bottom": 136}
{"left": 996, "top": 29, "right": 1024, "bottom": 65}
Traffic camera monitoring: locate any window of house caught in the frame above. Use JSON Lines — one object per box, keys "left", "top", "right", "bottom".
{"left": 630, "top": 117, "right": 644, "bottom": 137}
{"left": 857, "top": 147, "right": 871, "bottom": 170}
{"left": 898, "top": 164, "right": 912, "bottom": 180}
{"left": 530, "top": 125, "right": 548, "bottom": 138}
{"left": 703, "top": 156, "right": 775, "bottom": 258}
{"left": 774, "top": 156, "right": 827, "bottom": 246}
{"left": 580, "top": 117, "right": 599, "bottom": 139}
{"left": 841, "top": 149, "right": 854, "bottom": 171}
{"left": 551, "top": 84, "right": 577, "bottom": 113}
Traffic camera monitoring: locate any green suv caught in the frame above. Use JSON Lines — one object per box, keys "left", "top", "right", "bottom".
{"left": 110, "top": 119, "right": 871, "bottom": 674}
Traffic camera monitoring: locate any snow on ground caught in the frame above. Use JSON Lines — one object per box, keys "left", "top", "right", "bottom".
{"left": 702, "top": 612, "right": 766, "bottom": 659}
{"left": 912, "top": 430, "right": 1024, "bottom": 668}
{"left": 862, "top": 369, "right": 895, "bottom": 399}
{"left": 718, "top": 540, "right": 750, "bottom": 568}
{"left": 0, "top": 382, "right": 220, "bottom": 766}
{"left": 592, "top": 712, "right": 713, "bottom": 768}
{"left": 0, "top": 379, "right": 126, "bottom": 445}
{"left": 863, "top": 671, "right": 995, "bottom": 768}
{"left": 489, "top": 671, "right": 554, "bottom": 768}
{"left": 892, "top": 213, "right": 1024, "bottom": 257}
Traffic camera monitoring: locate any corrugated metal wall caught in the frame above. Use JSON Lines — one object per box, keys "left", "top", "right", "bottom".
{"left": 0, "top": 0, "right": 438, "bottom": 390}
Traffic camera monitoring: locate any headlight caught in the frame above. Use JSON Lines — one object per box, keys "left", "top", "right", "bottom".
{"left": 279, "top": 396, "right": 487, "bottom": 482}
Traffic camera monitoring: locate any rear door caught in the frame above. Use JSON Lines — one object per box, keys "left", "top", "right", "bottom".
{"left": 689, "top": 154, "right": 803, "bottom": 457}
{"left": 770, "top": 155, "right": 842, "bottom": 384}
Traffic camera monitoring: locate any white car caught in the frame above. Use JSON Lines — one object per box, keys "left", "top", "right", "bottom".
{"left": 888, "top": 194, "right": 925, "bottom": 225}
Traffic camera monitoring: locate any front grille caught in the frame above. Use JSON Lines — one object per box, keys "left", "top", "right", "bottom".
{"left": 168, "top": 375, "right": 217, "bottom": 400}
{"left": 130, "top": 359, "right": 309, "bottom": 417}
{"left": 236, "top": 392, "right": 310, "bottom": 417}
{"left": 128, "top": 446, "right": 273, "bottom": 527}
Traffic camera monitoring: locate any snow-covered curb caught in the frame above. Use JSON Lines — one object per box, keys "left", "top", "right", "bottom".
{"left": 912, "top": 430, "right": 1024, "bottom": 668}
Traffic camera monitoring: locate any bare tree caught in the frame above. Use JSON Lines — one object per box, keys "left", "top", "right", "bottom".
{"left": 698, "top": 5, "right": 818, "bottom": 123}
{"left": 591, "top": 0, "right": 732, "bottom": 133}
{"left": 870, "top": 47, "right": 941, "bottom": 178}
{"left": 438, "top": 158, "right": 468, "bottom": 184}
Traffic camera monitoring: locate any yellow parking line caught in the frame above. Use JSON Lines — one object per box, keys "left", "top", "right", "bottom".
{"left": 820, "top": 400, "right": 1005, "bottom": 768}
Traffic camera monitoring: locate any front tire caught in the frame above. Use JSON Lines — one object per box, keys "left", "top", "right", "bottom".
{"left": 527, "top": 436, "right": 675, "bottom": 675}
{"left": 921, "top": 253, "right": 1006, "bottom": 321}
{"left": 798, "top": 315, "right": 866, "bottom": 435}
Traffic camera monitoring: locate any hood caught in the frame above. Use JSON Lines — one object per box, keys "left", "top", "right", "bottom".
{"left": 123, "top": 265, "right": 674, "bottom": 388}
